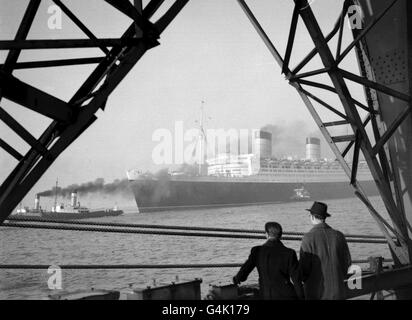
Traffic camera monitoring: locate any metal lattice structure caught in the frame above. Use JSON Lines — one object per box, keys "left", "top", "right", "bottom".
{"left": 1, "top": 0, "right": 412, "bottom": 297}
{"left": 0, "top": 0, "right": 189, "bottom": 223}
{"left": 236, "top": 0, "right": 412, "bottom": 267}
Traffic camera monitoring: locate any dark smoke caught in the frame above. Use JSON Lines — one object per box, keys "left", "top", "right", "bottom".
{"left": 261, "top": 121, "right": 323, "bottom": 158}
{"left": 260, "top": 121, "right": 340, "bottom": 159}
{"left": 37, "top": 166, "right": 187, "bottom": 198}
{"left": 37, "top": 178, "right": 131, "bottom": 198}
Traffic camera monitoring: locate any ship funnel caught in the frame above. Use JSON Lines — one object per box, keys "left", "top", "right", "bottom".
{"left": 71, "top": 190, "right": 78, "bottom": 207}
{"left": 34, "top": 194, "right": 40, "bottom": 210}
{"left": 306, "top": 137, "right": 321, "bottom": 161}
{"left": 254, "top": 130, "right": 272, "bottom": 159}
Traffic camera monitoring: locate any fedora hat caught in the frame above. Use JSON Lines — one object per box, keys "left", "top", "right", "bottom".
{"left": 306, "top": 201, "right": 331, "bottom": 218}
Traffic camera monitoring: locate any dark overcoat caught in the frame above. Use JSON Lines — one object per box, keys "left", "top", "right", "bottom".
{"left": 299, "top": 223, "right": 352, "bottom": 300}
{"left": 234, "top": 239, "right": 303, "bottom": 300}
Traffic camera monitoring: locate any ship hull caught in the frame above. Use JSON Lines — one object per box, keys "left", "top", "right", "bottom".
{"left": 130, "top": 179, "right": 379, "bottom": 212}
{"left": 41, "top": 210, "right": 123, "bottom": 220}
{"left": 11, "top": 210, "right": 123, "bottom": 220}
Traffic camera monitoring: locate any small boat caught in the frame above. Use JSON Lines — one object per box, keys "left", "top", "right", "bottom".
{"left": 13, "top": 188, "right": 123, "bottom": 220}
{"left": 290, "top": 186, "right": 311, "bottom": 201}
{"left": 41, "top": 200, "right": 123, "bottom": 220}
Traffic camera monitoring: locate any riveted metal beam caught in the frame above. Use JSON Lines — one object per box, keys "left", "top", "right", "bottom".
{"left": 0, "top": 72, "right": 73, "bottom": 122}
{"left": 0, "top": 0, "right": 190, "bottom": 223}
{"left": 237, "top": 0, "right": 410, "bottom": 264}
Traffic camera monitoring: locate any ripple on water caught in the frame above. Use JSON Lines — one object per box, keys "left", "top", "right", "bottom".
{"left": 0, "top": 196, "right": 391, "bottom": 299}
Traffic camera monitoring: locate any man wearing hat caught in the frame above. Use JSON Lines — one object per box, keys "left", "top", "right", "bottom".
{"left": 299, "top": 201, "right": 352, "bottom": 300}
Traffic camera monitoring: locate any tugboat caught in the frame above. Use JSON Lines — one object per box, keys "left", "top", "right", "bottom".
{"left": 42, "top": 190, "right": 123, "bottom": 219}
{"left": 290, "top": 186, "right": 311, "bottom": 201}
{"left": 13, "top": 189, "right": 123, "bottom": 220}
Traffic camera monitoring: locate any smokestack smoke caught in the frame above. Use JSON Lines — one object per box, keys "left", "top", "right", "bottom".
{"left": 38, "top": 165, "right": 183, "bottom": 198}
{"left": 261, "top": 121, "right": 321, "bottom": 159}
{"left": 260, "top": 122, "right": 339, "bottom": 160}
{"left": 37, "top": 178, "right": 132, "bottom": 198}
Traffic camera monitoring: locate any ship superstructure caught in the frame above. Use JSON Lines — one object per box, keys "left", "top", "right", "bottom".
{"left": 127, "top": 132, "right": 377, "bottom": 212}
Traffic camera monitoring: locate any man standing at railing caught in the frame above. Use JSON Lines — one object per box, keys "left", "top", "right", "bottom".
{"left": 300, "top": 201, "right": 352, "bottom": 300}
{"left": 233, "top": 222, "right": 304, "bottom": 300}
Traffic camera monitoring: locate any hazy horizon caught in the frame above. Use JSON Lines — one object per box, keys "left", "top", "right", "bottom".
{"left": 0, "top": 0, "right": 367, "bottom": 206}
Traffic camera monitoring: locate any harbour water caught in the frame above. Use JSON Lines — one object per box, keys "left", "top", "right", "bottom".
{"left": 0, "top": 196, "right": 391, "bottom": 299}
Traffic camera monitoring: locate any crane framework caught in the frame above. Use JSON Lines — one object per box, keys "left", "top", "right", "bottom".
{"left": 1, "top": 0, "right": 412, "bottom": 298}
{"left": 0, "top": 0, "right": 189, "bottom": 221}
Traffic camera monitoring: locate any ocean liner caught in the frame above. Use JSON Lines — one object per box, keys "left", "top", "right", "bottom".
{"left": 127, "top": 132, "right": 378, "bottom": 212}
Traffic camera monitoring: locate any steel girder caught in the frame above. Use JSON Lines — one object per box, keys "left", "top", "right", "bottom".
{"left": 0, "top": 0, "right": 190, "bottom": 223}
{"left": 1, "top": 0, "right": 410, "bottom": 264}
{"left": 237, "top": 0, "right": 412, "bottom": 265}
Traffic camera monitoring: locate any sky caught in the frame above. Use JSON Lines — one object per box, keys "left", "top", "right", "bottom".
{"left": 0, "top": 0, "right": 368, "bottom": 204}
